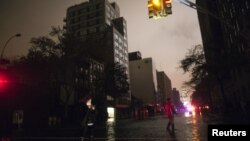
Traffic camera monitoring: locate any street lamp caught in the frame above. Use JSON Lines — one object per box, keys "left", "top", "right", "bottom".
{"left": 0, "top": 33, "right": 21, "bottom": 63}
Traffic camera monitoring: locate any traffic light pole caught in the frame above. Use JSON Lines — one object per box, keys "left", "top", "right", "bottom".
{"left": 175, "top": 0, "right": 248, "bottom": 40}
{"left": 175, "top": 0, "right": 228, "bottom": 24}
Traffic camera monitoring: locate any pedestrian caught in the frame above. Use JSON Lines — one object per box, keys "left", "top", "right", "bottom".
{"left": 82, "top": 97, "right": 96, "bottom": 139}
{"left": 165, "top": 98, "right": 175, "bottom": 132}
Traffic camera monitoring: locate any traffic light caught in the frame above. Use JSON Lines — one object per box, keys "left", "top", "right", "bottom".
{"left": 152, "top": 0, "right": 162, "bottom": 10}
{"left": 163, "top": 0, "right": 172, "bottom": 14}
{"left": 148, "top": 0, "right": 172, "bottom": 19}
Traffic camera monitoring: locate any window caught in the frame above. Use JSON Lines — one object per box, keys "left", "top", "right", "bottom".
{"left": 70, "top": 11, "right": 76, "bottom": 17}
{"left": 106, "top": 19, "right": 111, "bottom": 25}
{"left": 96, "top": 11, "right": 100, "bottom": 16}
{"left": 229, "top": 34, "right": 233, "bottom": 43}
{"left": 115, "top": 57, "right": 119, "bottom": 63}
{"left": 222, "top": 5, "right": 226, "bottom": 13}
{"left": 90, "top": 6, "right": 95, "bottom": 11}
{"left": 77, "top": 24, "right": 81, "bottom": 29}
{"left": 236, "top": 21, "right": 240, "bottom": 31}
{"left": 124, "top": 28, "right": 127, "bottom": 33}
{"left": 229, "top": 9, "right": 233, "bottom": 18}
{"left": 144, "top": 60, "right": 150, "bottom": 63}
{"left": 81, "top": 30, "right": 87, "bottom": 35}
{"left": 78, "top": 9, "right": 82, "bottom": 15}
{"left": 118, "top": 37, "right": 122, "bottom": 44}
{"left": 123, "top": 22, "right": 126, "bottom": 27}
{"left": 114, "top": 33, "right": 118, "bottom": 39}
{"left": 81, "top": 8, "right": 87, "bottom": 13}
{"left": 88, "top": 20, "right": 95, "bottom": 26}
{"left": 124, "top": 55, "right": 128, "bottom": 61}
{"left": 76, "top": 31, "right": 80, "bottom": 36}
{"left": 96, "top": 19, "right": 100, "bottom": 24}
{"left": 115, "top": 49, "right": 119, "bottom": 55}
{"left": 71, "top": 19, "right": 75, "bottom": 24}
{"left": 88, "top": 13, "right": 96, "bottom": 19}
{"left": 232, "top": 3, "right": 236, "bottom": 14}
{"left": 96, "top": 4, "right": 100, "bottom": 9}
{"left": 89, "top": 28, "right": 96, "bottom": 33}
{"left": 124, "top": 43, "right": 127, "bottom": 48}
{"left": 96, "top": 27, "right": 100, "bottom": 32}
{"left": 90, "top": 75, "right": 93, "bottom": 83}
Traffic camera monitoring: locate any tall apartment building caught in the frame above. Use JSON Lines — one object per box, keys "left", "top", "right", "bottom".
{"left": 196, "top": 0, "right": 250, "bottom": 114}
{"left": 129, "top": 56, "right": 158, "bottom": 106}
{"left": 172, "top": 88, "right": 182, "bottom": 107}
{"left": 156, "top": 71, "right": 172, "bottom": 104}
{"left": 128, "top": 51, "right": 142, "bottom": 61}
{"left": 65, "top": 0, "right": 130, "bottom": 101}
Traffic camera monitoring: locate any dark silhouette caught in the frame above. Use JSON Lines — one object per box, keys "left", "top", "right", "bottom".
{"left": 82, "top": 97, "right": 97, "bottom": 139}
{"left": 165, "top": 98, "right": 175, "bottom": 133}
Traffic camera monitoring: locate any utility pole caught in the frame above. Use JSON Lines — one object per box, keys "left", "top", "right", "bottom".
{"left": 175, "top": 0, "right": 248, "bottom": 39}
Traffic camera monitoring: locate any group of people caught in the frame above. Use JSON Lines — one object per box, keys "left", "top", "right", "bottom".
{"left": 81, "top": 97, "right": 176, "bottom": 139}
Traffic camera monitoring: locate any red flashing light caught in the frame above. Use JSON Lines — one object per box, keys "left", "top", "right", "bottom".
{"left": 0, "top": 74, "right": 9, "bottom": 91}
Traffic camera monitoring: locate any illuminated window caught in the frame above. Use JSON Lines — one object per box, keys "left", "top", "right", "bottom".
{"left": 107, "top": 107, "right": 115, "bottom": 119}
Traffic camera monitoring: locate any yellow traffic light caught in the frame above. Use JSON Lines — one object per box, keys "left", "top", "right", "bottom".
{"left": 152, "top": 0, "right": 162, "bottom": 10}
{"left": 148, "top": 0, "right": 170, "bottom": 19}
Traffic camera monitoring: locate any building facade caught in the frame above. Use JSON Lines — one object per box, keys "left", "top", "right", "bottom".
{"left": 156, "top": 71, "right": 172, "bottom": 104}
{"left": 128, "top": 51, "right": 142, "bottom": 61}
{"left": 65, "top": 0, "right": 131, "bottom": 110}
{"left": 129, "top": 57, "right": 158, "bottom": 106}
{"left": 172, "top": 88, "right": 182, "bottom": 107}
{"left": 196, "top": 0, "right": 250, "bottom": 115}
{"left": 66, "top": 0, "right": 128, "bottom": 68}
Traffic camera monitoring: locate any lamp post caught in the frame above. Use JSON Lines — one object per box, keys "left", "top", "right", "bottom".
{"left": 0, "top": 33, "right": 21, "bottom": 63}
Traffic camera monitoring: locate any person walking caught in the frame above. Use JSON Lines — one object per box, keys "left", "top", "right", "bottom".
{"left": 165, "top": 98, "right": 175, "bottom": 132}
{"left": 82, "top": 97, "right": 96, "bottom": 140}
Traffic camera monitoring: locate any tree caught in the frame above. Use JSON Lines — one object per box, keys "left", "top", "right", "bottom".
{"left": 179, "top": 45, "right": 214, "bottom": 109}
{"left": 179, "top": 44, "right": 231, "bottom": 112}
{"left": 179, "top": 45, "right": 207, "bottom": 87}
{"left": 105, "top": 63, "right": 129, "bottom": 100}
{"left": 12, "top": 26, "right": 93, "bottom": 125}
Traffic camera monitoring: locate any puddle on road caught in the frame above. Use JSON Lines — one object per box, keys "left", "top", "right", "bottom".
{"left": 106, "top": 117, "right": 115, "bottom": 141}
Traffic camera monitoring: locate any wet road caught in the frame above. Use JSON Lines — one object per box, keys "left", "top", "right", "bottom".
{"left": 93, "top": 113, "right": 214, "bottom": 141}
{"left": 12, "top": 112, "right": 224, "bottom": 141}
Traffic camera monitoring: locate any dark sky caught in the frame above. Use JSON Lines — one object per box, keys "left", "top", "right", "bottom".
{"left": 0, "top": 0, "right": 202, "bottom": 96}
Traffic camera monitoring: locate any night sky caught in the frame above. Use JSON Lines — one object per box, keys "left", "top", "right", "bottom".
{"left": 0, "top": 0, "right": 202, "bottom": 95}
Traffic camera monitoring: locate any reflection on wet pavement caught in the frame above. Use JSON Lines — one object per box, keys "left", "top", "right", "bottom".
{"left": 106, "top": 118, "right": 115, "bottom": 141}
{"left": 97, "top": 114, "right": 208, "bottom": 141}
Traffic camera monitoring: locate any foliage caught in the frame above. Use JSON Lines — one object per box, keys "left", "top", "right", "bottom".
{"left": 179, "top": 44, "right": 207, "bottom": 88}
{"left": 105, "top": 63, "right": 129, "bottom": 99}
{"left": 11, "top": 27, "right": 95, "bottom": 122}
